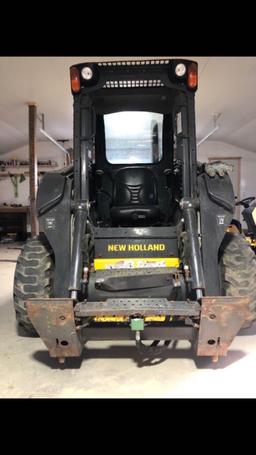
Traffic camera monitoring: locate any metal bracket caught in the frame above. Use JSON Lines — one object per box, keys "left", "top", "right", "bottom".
{"left": 75, "top": 299, "right": 201, "bottom": 317}
{"left": 26, "top": 299, "right": 83, "bottom": 360}
{"left": 197, "top": 296, "right": 251, "bottom": 361}
{"left": 25, "top": 296, "right": 250, "bottom": 363}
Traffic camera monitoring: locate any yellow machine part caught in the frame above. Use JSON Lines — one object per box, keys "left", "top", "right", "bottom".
{"left": 94, "top": 316, "right": 129, "bottom": 322}
{"left": 145, "top": 316, "right": 166, "bottom": 322}
{"left": 245, "top": 236, "right": 256, "bottom": 247}
{"left": 93, "top": 315, "right": 169, "bottom": 323}
{"left": 94, "top": 257, "right": 180, "bottom": 270}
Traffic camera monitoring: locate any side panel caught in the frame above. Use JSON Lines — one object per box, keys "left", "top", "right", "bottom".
{"left": 93, "top": 226, "right": 178, "bottom": 261}
{"left": 37, "top": 173, "right": 72, "bottom": 297}
{"left": 198, "top": 173, "right": 235, "bottom": 295}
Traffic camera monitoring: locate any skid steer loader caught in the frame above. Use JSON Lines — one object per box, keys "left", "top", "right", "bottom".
{"left": 13, "top": 59, "right": 256, "bottom": 365}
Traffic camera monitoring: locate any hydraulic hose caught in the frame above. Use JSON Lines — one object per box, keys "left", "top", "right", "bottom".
{"left": 69, "top": 203, "right": 87, "bottom": 292}
{"left": 181, "top": 198, "right": 205, "bottom": 290}
{"left": 135, "top": 339, "right": 171, "bottom": 357}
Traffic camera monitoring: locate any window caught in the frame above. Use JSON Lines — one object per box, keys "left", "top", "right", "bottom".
{"left": 104, "top": 111, "right": 163, "bottom": 164}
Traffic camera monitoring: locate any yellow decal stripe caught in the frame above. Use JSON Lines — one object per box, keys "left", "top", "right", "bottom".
{"left": 145, "top": 316, "right": 166, "bottom": 322}
{"left": 93, "top": 316, "right": 169, "bottom": 323}
{"left": 94, "top": 257, "right": 180, "bottom": 270}
{"left": 94, "top": 316, "right": 129, "bottom": 323}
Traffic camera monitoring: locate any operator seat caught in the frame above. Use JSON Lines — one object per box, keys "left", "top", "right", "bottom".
{"left": 110, "top": 168, "right": 160, "bottom": 222}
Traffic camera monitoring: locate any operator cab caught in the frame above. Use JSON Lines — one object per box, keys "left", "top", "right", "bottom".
{"left": 92, "top": 108, "right": 176, "bottom": 227}
{"left": 69, "top": 59, "right": 198, "bottom": 230}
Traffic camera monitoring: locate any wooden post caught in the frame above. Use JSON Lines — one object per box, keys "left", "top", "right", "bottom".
{"left": 28, "top": 102, "right": 39, "bottom": 237}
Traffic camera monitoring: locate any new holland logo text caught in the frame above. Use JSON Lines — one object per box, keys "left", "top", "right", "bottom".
{"left": 107, "top": 244, "right": 166, "bottom": 252}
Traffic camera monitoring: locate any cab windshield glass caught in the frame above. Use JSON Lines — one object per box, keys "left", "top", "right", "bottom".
{"left": 104, "top": 111, "right": 163, "bottom": 164}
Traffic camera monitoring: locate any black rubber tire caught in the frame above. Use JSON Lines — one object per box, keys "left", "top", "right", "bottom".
{"left": 13, "top": 237, "right": 54, "bottom": 335}
{"left": 219, "top": 232, "right": 256, "bottom": 327}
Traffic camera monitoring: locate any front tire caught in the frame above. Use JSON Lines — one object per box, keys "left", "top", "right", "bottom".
{"left": 219, "top": 232, "right": 256, "bottom": 327}
{"left": 13, "top": 237, "right": 54, "bottom": 334}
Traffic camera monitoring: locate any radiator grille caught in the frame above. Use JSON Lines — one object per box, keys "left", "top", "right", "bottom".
{"left": 103, "top": 79, "right": 164, "bottom": 89}
{"left": 98, "top": 59, "right": 170, "bottom": 67}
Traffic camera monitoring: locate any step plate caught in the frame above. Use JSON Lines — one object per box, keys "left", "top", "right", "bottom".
{"left": 75, "top": 299, "right": 200, "bottom": 317}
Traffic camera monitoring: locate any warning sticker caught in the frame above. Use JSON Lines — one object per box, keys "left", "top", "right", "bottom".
{"left": 176, "top": 112, "right": 182, "bottom": 134}
{"left": 106, "top": 259, "right": 167, "bottom": 270}
{"left": 94, "top": 257, "right": 180, "bottom": 270}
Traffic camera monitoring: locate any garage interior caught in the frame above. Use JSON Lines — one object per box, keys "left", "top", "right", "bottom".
{"left": 0, "top": 56, "right": 256, "bottom": 398}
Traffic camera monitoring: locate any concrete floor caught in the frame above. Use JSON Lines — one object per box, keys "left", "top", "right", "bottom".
{"left": 1, "top": 242, "right": 256, "bottom": 398}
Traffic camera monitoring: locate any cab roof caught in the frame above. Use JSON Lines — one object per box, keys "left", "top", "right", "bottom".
{"left": 70, "top": 59, "right": 198, "bottom": 95}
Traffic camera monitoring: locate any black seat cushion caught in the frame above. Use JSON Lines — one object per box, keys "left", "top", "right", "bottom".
{"left": 111, "top": 168, "right": 160, "bottom": 221}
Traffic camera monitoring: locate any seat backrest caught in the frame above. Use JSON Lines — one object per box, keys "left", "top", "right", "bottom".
{"left": 113, "top": 168, "right": 158, "bottom": 207}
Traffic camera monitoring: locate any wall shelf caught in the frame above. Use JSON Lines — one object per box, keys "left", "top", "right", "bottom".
{"left": 0, "top": 165, "right": 58, "bottom": 178}
{"left": 0, "top": 165, "right": 58, "bottom": 169}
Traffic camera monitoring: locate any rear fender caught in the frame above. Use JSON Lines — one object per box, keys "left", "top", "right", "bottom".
{"left": 198, "top": 173, "right": 235, "bottom": 295}
{"left": 37, "top": 172, "right": 72, "bottom": 297}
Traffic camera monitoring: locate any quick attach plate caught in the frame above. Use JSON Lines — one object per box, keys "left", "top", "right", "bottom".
{"left": 26, "top": 299, "right": 83, "bottom": 359}
{"left": 197, "top": 296, "right": 251, "bottom": 360}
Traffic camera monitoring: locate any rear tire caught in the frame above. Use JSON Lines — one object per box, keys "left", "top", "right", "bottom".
{"left": 219, "top": 232, "right": 256, "bottom": 328}
{"left": 13, "top": 237, "right": 54, "bottom": 335}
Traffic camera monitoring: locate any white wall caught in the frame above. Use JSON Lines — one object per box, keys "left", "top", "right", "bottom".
{"left": 0, "top": 141, "right": 71, "bottom": 206}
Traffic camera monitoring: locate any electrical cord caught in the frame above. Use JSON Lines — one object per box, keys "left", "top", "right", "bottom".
{"left": 135, "top": 339, "right": 171, "bottom": 357}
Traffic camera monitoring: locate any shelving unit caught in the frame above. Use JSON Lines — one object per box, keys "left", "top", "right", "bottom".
{"left": 0, "top": 165, "right": 58, "bottom": 177}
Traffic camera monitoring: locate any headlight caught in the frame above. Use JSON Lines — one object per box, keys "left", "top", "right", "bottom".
{"left": 81, "top": 66, "right": 93, "bottom": 80}
{"left": 175, "top": 63, "right": 186, "bottom": 77}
